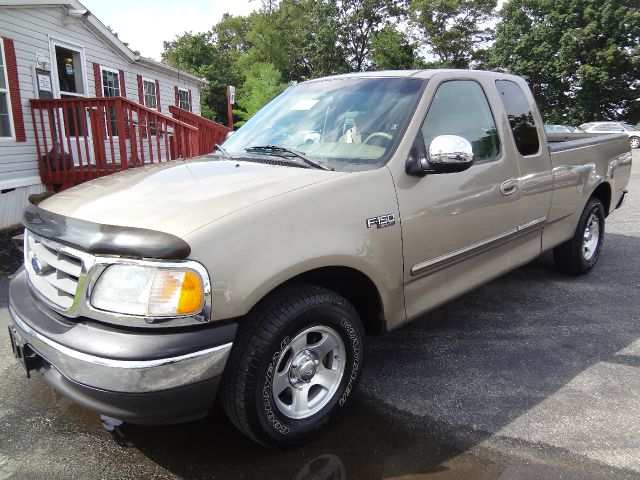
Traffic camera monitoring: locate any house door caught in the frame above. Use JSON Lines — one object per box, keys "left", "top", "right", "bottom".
{"left": 51, "top": 41, "right": 94, "bottom": 167}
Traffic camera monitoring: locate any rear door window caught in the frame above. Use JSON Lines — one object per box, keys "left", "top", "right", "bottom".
{"left": 495, "top": 80, "right": 540, "bottom": 156}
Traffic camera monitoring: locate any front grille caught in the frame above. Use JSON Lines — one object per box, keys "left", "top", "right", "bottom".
{"left": 24, "top": 230, "right": 83, "bottom": 312}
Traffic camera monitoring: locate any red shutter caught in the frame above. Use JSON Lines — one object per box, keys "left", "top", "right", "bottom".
{"left": 118, "top": 70, "right": 126, "bottom": 97}
{"left": 93, "top": 63, "right": 102, "bottom": 97}
{"left": 137, "top": 74, "right": 143, "bottom": 104}
{"left": 118, "top": 70, "right": 129, "bottom": 139}
{"left": 188, "top": 89, "right": 192, "bottom": 112}
{"left": 2, "top": 37, "right": 25, "bottom": 141}
{"left": 155, "top": 79, "right": 161, "bottom": 111}
{"left": 174, "top": 86, "right": 179, "bottom": 106}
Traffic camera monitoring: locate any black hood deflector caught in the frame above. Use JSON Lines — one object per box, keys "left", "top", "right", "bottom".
{"left": 23, "top": 197, "right": 191, "bottom": 259}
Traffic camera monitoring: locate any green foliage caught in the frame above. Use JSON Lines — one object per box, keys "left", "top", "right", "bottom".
{"left": 336, "top": 0, "right": 405, "bottom": 71}
{"left": 371, "top": 26, "right": 423, "bottom": 70}
{"left": 232, "top": 62, "right": 289, "bottom": 126}
{"left": 162, "top": 0, "right": 640, "bottom": 125}
{"left": 409, "top": 0, "right": 497, "bottom": 68}
{"left": 488, "top": 0, "right": 640, "bottom": 124}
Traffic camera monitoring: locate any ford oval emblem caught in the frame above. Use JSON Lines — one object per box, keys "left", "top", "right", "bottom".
{"left": 31, "top": 256, "right": 43, "bottom": 275}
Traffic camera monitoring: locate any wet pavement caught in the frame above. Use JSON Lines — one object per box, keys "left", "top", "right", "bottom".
{"left": 0, "top": 151, "right": 639, "bottom": 479}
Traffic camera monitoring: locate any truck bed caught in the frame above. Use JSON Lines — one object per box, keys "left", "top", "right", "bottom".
{"left": 546, "top": 131, "right": 628, "bottom": 153}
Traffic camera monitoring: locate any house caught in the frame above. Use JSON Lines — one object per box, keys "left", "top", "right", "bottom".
{"left": 0, "top": 0, "right": 230, "bottom": 229}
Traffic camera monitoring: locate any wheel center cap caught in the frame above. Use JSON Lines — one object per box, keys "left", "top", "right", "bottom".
{"left": 289, "top": 350, "right": 319, "bottom": 387}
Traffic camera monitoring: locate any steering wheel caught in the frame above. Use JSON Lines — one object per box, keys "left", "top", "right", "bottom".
{"left": 363, "top": 131, "right": 393, "bottom": 146}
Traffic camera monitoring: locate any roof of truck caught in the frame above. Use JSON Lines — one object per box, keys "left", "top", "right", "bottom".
{"left": 304, "top": 69, "right": 524, "bottom": 83}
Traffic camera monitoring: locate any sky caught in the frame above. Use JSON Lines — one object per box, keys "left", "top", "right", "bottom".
{"left": 82, "top": 0, "right": 258, "bottom": 60}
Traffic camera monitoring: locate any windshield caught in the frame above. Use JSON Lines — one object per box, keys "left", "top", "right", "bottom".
{"left": 222, "top": 77, "right": 424, "bottom": 171}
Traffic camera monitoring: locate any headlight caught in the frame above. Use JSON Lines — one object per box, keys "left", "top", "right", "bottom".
{"left": 91, "top": 264, "right": 205, "bottom": 317}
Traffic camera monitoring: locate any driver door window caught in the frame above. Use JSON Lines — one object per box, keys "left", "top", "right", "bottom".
{"left": 421, "top": 80, "right": 500, "bottom": 162}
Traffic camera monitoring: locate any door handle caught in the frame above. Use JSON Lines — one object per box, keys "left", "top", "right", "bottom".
{"left": 500, "top": 179, "right": 519, "bottom": 196}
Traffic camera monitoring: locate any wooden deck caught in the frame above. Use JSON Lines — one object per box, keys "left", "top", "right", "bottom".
{"left": 30, "top": 97, "right": 231, "bottom": 191}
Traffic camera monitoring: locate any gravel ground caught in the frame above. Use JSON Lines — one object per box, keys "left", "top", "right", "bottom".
{"left": 0, "top": 150, "right": 638, "bottom": 479}
{"left": 0, "top": 228, "right": 22, "bottom": 278}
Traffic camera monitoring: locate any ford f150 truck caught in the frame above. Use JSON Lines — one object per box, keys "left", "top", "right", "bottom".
{"left": 7, "top": 70, "right": 632, "bottom": 447}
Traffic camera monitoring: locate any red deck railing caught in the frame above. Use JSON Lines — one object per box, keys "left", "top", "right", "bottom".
{"left": 30, "top": 96, "right": 200, "bottom": 191}
{"left": 169, "top": 105, "right": 231, "bottom": 155}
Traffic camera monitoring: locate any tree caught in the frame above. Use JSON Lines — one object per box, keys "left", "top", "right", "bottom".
{"left": 232, "top": 62, "right": 289, "bottom": 126}
{"left": 409, "top": 0, "right": 497, "bottom": 68}
{"left": 236, "top": 0, "right": 349, "bottom": 81}
{"left": 162, "top": 32, "right": 217, "bottom": 72}
{"left": 488, "top": 0, "right": 640, "bottom": 124}
{"left": 162, "top": 21, "right": 249, "bottom": 122}
{"left": 336, "top": 0, "right": 404, "bottom": 71}
{"left": 370, "top": 26, "right": 423, "bottom": 69}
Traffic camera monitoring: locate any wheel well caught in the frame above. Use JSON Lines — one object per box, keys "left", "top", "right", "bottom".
{"left": 284, "top": 267, "right": 386, "bottom": 335}
{"left": 591, "top": 182, "right": 612, "bottom": 216}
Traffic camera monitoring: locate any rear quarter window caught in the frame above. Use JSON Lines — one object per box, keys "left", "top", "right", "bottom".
{"left": 495, "top": 80, "right": 540, "bottom": 156}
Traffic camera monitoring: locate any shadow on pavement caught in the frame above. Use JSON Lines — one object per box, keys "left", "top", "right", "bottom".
{"left": 113, "top": 233, "right": 640, "bottom": 479}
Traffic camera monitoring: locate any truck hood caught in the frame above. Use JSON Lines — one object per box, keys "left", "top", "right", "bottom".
{"left": 40, "top": 158, "right": 344, "bottom": 238}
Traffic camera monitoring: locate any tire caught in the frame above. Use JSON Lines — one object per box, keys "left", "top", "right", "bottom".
{"left": 553, "top": 198, "right": 605, "bottom": 275}
{"left": 220, "top": 284, "right": 365, "bottom": 447}
{"left": 630, "top": 137, "right": 640, "bottom": 149}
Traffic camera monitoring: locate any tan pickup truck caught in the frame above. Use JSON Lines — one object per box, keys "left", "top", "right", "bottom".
{"left": 7, "top": 70, "right": 632, "bottom": 447}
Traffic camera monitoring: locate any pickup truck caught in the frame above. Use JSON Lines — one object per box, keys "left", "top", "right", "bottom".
{"left": 7, "top": 70, "right": 632, "bottom": 447}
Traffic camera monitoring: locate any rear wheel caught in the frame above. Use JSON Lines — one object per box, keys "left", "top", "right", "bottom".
{"left": 553, "top": 198, "right": 605, "bottom": 275}
{"left": 220, "top": 284, "right": 364, "bottom": 447}
{"left": 630, "top": 136, "right": 640, "bottom": 149}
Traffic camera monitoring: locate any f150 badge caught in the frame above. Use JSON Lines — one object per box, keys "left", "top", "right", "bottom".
{"left": 366, "top": 214, "right": 396, "bottom": 229}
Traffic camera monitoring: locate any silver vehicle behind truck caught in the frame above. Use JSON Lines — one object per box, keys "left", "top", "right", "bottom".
{"left": 580, "top": 121, "right": 640, "bottom": 149}
{"left": 7, "top": 70, "right": 631, "bottom": 447}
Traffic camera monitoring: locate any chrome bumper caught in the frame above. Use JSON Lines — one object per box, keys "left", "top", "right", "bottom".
{"left": 8, "top": 304, "right": 232, "bottom": 394}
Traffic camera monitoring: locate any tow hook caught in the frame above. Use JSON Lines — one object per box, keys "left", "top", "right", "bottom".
{"left": 100, "top": 415, "right": 123, "bottom": 431}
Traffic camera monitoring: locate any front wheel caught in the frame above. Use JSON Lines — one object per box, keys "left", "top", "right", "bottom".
{"left": 630, "top": 136, "right": 640, "bottom": 149}
{"left": 553, "top": 198, "right": 605, "bottom": 275}
{"left": 220, "top": 284, "right": 365, "bottom": 447}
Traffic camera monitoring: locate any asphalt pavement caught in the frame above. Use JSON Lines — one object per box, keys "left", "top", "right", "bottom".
{"left": 0, "top": 151, "right": 639, "bottom": 479}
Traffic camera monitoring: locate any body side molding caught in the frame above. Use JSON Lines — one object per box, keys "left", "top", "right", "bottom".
{"left": 411, "top": 217, "right": 547, "bottom": 277}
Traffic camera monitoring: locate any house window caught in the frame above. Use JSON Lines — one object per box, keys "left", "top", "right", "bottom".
{"left": 178, "top": 88, "right": 190, "bottom": 111}
{"left": 101, "top": 68, "right": 121, "bottom": 97}
{"left": 0, "top": 41, "right": 14, "bottom": 138}
{"left": 142, "top": 78, "right": 157, "bottom": 109}
{"left": 101, "top": 68, "right": 121, "bottom": 135}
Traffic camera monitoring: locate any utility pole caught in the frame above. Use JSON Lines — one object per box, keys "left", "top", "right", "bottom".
{"left": 227, "top": 85, "right": 235, "bottom": 129}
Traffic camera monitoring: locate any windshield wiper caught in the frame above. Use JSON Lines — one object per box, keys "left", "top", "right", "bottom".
{"left": 215, "top": 144, "right": 235, "bottom": 160}
{"left": 245, "top": 145, "right": 333, "bottom": 171}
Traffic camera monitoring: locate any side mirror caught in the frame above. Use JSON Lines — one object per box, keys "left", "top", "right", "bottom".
{"left": 406, "top": 134, "right": 474, "bottom": 176}
{"left": 423, "top": 135, "right": 474, "bottom": 173}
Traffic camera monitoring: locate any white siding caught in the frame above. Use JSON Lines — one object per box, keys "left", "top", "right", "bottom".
{"left": 0, "top": 182, "right": 46, "bottom": 229}
{"left": 0, "top": 5, "right": 203, "bottom": 186}
{"left": 0, "top": 4, "right": 204, "bottom": 228}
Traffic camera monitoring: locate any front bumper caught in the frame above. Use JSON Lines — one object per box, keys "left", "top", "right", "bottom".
{"left": 7, "top": 268, "right": 236, "bottom": 425}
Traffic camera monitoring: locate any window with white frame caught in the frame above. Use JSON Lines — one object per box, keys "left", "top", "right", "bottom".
{"left": 142, "top": 78, "right": 157, "bottom": 109}
{"left": 101, "top": 68, "right": 121, "bottom": 97}
{"left": 178, "top": 88, "right": 190, "bottom": 111}
{"left": 101, "top": 67, "right": 121, "bottom": 135}
{"left": 0, "top": 41, "right": 14, "bottom": 138}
